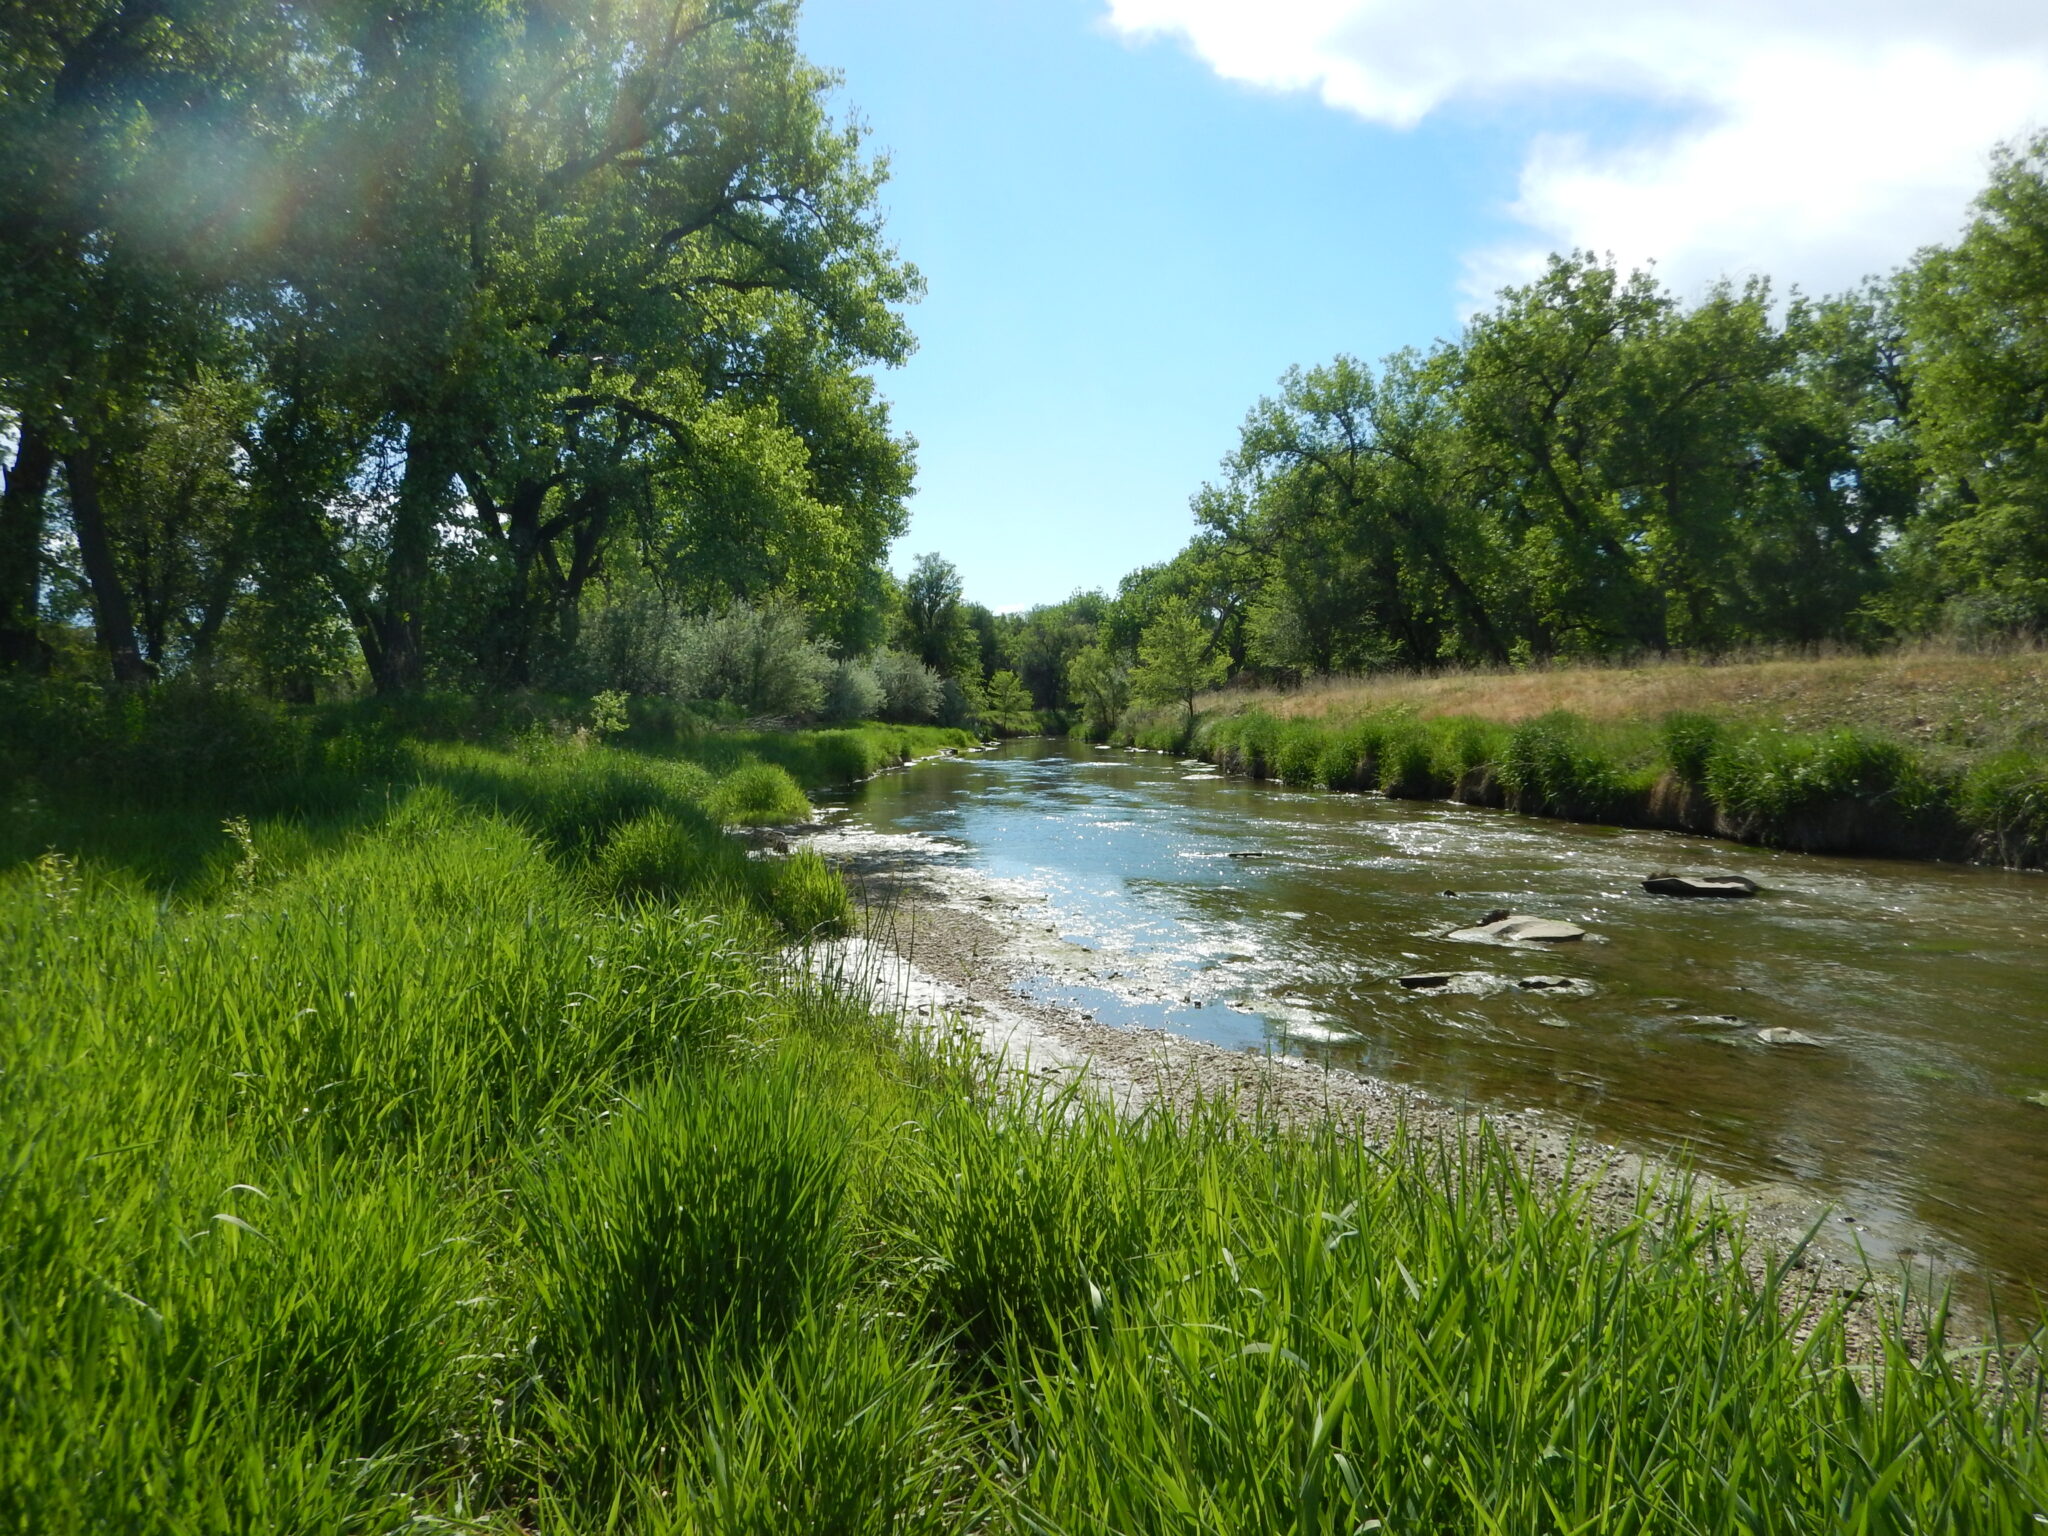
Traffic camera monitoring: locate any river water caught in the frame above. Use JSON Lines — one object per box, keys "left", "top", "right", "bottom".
{"left": 834, "top": 738, "right": 2048, "bottom": 1303}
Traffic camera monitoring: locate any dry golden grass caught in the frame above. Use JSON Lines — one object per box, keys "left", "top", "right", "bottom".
{"left": 1216, "top": 645, "right": 2048, "bottom": 756}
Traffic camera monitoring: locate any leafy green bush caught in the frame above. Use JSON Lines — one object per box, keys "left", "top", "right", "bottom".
{"left": 1274, "top": 722, "right": 1325, "bottom": 784}
{"left": 873, "top": 650, "right": 942, "bottom": 723}
{"left": 824, "top": 659, "right": 884, "bottom": 723}
{"left": 668, "top": 600, "right": 834, "bottom": 718}
{"left": 1707, "top": 726, "right": 1945, "bottom": 837}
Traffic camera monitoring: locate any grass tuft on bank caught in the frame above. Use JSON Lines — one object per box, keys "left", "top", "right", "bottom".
{"left": 2, "top": 689, "right": 2045, "bottom": 1530}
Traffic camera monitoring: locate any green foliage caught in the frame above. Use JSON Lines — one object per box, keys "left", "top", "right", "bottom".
{"left": 1066, "top": 638, "right": 1132, "bottom": 740}
{"left": 666, "top": 601, "right": 835, "bottom": 719}
{"left": 1132, "top": 601, "right": 1229, "bottom": 735}
{"left": 873, "top": 648, "right": 943, "bottom": 722}
{"left": 1903, "top": 131, "right": 2048, "bottom": 634}
{"left": 980, "top": 669, "right": 1038, "bottom": 735}
{"left": 1960, "top": 753, "right": 2048, "bottom": 868}
{"left": 1705, "top": 727, "right": 1946, "bottom": 833}
{"left": 824, "top": 658, "right": 885, "bottom": 723}
{"left": 591, "top": 809, "right": 748, "bottom": 903}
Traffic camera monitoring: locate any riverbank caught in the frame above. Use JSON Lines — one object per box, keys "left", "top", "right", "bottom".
{"left": 6, "top": 714, "right": 2046, "bottom": 1529}
{"left": 1117, "top": 648, "right": 2048, "bottom": 868}
{"left": 807, "top": 798, "right": 1944, "bottom": 1366}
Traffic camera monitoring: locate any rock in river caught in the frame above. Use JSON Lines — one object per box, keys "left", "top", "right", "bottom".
{"left": 1395, "top": 970, "right": 1511, "bottom": 996}
{"left": 1448, "top": 915, "right": 1587, "bottom": 944}
{"left": 1643, "top": 872, "right": 1760, "bottom": 898}
{"left": 1756, "top": 1026, "right": 1822, "bottom": 1048}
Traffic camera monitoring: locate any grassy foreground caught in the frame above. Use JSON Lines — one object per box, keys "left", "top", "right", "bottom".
{"left": 1124, "top": 649, "right": 2048, "bottom": 867}
{"left": 2, "top": 698, "right": 2046, "bottom": 1530}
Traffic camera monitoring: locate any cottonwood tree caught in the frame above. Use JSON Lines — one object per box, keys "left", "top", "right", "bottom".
{"left": 1132, "top": 600, "right": 1226, "bottom": 737}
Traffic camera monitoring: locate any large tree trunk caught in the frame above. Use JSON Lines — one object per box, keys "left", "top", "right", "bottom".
{"left": 369, "top": 429, "right": 450, "bottom": 695}
{"left": 0, "top": 421, "right": 55, "bottom": 670}
{"left": 65, "top": 451, "right": 151, "bottom": 684}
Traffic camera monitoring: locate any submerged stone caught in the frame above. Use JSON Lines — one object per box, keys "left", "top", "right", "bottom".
{"left": 1448, "top": 915, "right": 1587, "bottom": 944}
{"left": 1643, "top": 872, "right": 1760, "bottom": 898}
{"left": 1756, "top": 1026, "right": 1822, "bottom": 1047}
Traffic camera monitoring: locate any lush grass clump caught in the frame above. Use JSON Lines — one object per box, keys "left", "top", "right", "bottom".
{"left": 709, "top": 761, "right": 815, "bottom": 826}
{"left": 5, "top": 700, "right": 2046, "bottom": 1529}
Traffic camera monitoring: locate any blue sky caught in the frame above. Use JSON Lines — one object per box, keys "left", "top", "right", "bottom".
{"left": 797, "top": 0, "right": 2047, "bottom": 612}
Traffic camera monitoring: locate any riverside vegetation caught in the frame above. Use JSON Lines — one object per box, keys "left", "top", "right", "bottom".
{"left": 1114, "top": 649, "right": 2048, "bottom": 869}
{"left": 11, "top": 0, "right": 2048, "bottom": 1526}
{"left": 3, "top": 689, "right": 2047, "bottom": 1531}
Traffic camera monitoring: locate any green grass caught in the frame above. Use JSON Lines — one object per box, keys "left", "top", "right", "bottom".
{"left": 2, "top": 690, "right": 2045, "bottom": 1530}
{"left": 1161, "top": 699, "right": 2048, "bottom": 866}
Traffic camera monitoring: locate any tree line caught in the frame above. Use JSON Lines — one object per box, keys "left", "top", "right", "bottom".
{"left": 7, "top": 3, "right": 2044, "bottom": 732}
{"left": 993, "top": 134, "right": 2048, "bottom": 732}
{"left": 1, "top": 0, "right": 918, "bottom": 697}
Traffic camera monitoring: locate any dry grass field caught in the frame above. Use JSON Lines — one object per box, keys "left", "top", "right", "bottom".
{"left": 1219, "top": 646, "right": 2048, "bottom": 759}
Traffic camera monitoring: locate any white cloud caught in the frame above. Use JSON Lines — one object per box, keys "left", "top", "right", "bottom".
{"left": 1104, "top": 1, "right": 2048, "bottom": 307}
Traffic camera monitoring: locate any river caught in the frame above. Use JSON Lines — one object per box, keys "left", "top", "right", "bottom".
{"left": 828, "top": 737, "right": 2048, "bottom": 1306}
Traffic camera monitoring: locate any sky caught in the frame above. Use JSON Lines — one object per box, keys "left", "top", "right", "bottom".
{"left": 796, "top": 0, "right": 2048, "bottom": 613}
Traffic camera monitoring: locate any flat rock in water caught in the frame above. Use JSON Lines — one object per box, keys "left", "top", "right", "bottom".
{"left": 1756, "top": 1026, "right": 1822, "bottom": 1048}
{"left": 1448, "top": 915, "right": 1587, "bottom": 944}
{"left": 2026, "top": 1090, "right": 2048, "bottom": 1110}
{"left": 1643, "top": 872, "right": 1760, "bottom": 899}
{"left": 1395, "top": 970, "right": 1510, "bottom": 996}
{"left": 1517, "top": 974, "right": 1592, "bottom": 994}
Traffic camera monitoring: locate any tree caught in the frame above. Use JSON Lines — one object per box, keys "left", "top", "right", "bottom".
{"left": 980, "top": 669, "right": 1036, "bottom": 735}
{"left": 1132, "top": 601, "right": 1227, "bottom": 736}
{"left": 1902, "top": 131, "right": 2048, "bottom": 634}
{"left": 896, "top": 551, "right": 977, "bottom": 676}
{"left": 1065, "top": 637, "right": 1130, "bottom": 739}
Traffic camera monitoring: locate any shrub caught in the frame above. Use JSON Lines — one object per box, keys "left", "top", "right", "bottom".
{"left": 1378, "top": 718, "right": 1442, "bottom": 798}
{"left": 669, "top": 600, "right": 833, "bottom": 718}
{"left": 1707, "top": 727, "right": 1944, "bottom": 837}
{"left": 1273, "top": 722, "right": 1324, "bottom": 784}
{"left": 710, "top": 762, "right": 813, "bottom": 827}
{"left": 1960, "top": 752, "right": 2048, "bottom": 866}
{"left": 824, "top": 659, "right": 884, "bottom": 723}
{"left": 873, "top": 650, "right": 941, "bottom": 723}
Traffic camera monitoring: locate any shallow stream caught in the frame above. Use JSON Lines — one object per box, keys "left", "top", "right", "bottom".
{"left": 834, "top": 738, "right": 2048, "bottom": 1304}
